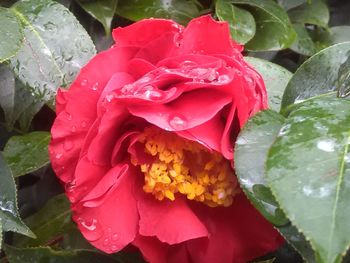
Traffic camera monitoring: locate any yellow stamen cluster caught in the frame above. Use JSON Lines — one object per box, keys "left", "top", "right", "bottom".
{"left": 134, "top": 127, "right": 239, "bottom": 207}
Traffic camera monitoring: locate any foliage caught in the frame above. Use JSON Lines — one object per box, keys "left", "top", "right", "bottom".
{"left": 1, "top": 0, "right": 350, "bottom": 262}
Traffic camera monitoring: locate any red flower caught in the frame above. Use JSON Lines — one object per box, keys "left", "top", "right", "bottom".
{"left": 49, "top": 15, "right": 283, "bottom": 263}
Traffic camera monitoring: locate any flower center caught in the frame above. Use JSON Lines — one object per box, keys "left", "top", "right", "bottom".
{"left": 133, "top": 127, "right": 239, "bottom": 207}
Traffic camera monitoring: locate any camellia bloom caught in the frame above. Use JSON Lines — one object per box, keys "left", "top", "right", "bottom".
{"left": 50, "top": 15, "right": 283, "bottom": 263}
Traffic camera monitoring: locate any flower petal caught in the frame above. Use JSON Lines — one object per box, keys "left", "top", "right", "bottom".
{"left": 128, "top": 89, "right": 231, "bottom": 131}
{"left": 113, "top": 19, "right": 183, "bottom": 48}
{"left": 137, "top": 193, "right": 208, "bottom": 245}
{"left": 187, "top": 194, "right": 284, "bottom": 263}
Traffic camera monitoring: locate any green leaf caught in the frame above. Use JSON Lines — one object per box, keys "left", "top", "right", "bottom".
{"left": 3, "top": 132, "right": 50, "bottom": 177}
{"left": 232, "top": 0, "right": 296, "bottom": 51}
{"left": 281, "top": 42, "right": 350, "bottom": 109}
{"left": 235, "top": 110, "right": 288, "bottom": 225}
{"left": 277, "top": 0, "right": 307, "bottom": 11}
{"left": 13, "top": 194, "right": 73, "bottom": 247}
{"left": 216, "top": 0, "right": 256, "bottom": 44}
{"left": 4, "top": 245, "right": 123, "bottom": 263}
{"left": 244, "top": 57, "right": 292, "bottom": 111}
{"left": 9, "top": 0, "right": 96, "bottom": 105}
{"left": 76, "top": 0, "right": 118, "bottom": 35}
{"left": 0, "top": 7, "right": 23, "bottom": 63}
{"left": 0, "top": 65, "right": 43, "bottom": 131}
{"left": 288, "top": 0, "right": 329, "bottom": 28}
{"left": 312, "top": 26, "right": 350, "bottom": 51}
{"left": 0, "top": 153, "right": 34, "bottom": 238}
{"left": 266, "top": 96, "right": 350, "bottom": 263}
{"left": 0, "top": 219, "right": 2, "bottom": 251}
{"left": 290, "top": 23, "right": 316, "bottom": 56}
{"left": 116, "top": 0, "right": 200, "bottom": 25}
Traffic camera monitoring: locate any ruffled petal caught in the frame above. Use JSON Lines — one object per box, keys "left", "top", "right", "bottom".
{"left": 73, "top": 164, "right": 139, "bottom": 254}
{"left": 128, "top": 89, "right": 231, "bottom": 131}
{"left": 137, "top": 193, "right": 208, "bottom": 245}
{"left": 113, "top": 18, "right": 183, "bottom": 48}
{"left": 187, "top": 194, "right": 284, "bottom": 263}
{"left": 176, "top": 15, "right": 241, "bottom": 56}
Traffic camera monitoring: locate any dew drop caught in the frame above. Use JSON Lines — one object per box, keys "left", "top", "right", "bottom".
{"left": 317, "top": 139, "right": 336, "bottom": 152}
{"left": 67, "top": 114, "right": 73, "bottom": 121}
{"left": 111, "top": 245, "right": 117, "bottom": 251}
{"left": 71, "top": 126, "right": 77, "bottom": 133}
{"left": 103, "top": 238, "right": 109, "bottom": 246}
{"left": 63, "top": 139, "right": 73, "bottom": 151}
{"left": 81, "top": 121, "right": 87, "bottom": 128}
{"left": 81, "top": 79, "right": 88, "bottom": 86}
{"left": 65, "top": 181, "right": 76, "bottom": 193}
{"left": 78, "top": 218, "right": 103, "bottom": 241}
{"left": 55, "top": 152, "right": 63, "bottom": 160}
{"left": 168, "top": 114, "right": 188, "bottom": 130}
{"left": 217, "top": 74, "right": 231, "bottom": 83}
{"left": 106, "top": 94, "right": 114, "bottom": 102}
{"left": 112, "top": 233, "right": 119, "bottom": 241}
{"left": 91, "top": 82, "right": 99, "bottom": 91}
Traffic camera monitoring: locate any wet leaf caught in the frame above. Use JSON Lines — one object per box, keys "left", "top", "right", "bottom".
{"left": 288, "top": 0, "right": 329, "bottom": 28}
{"left": 13, "top": 194, "right": 73, "bottom": 247}
{"left": 0, "top": 219, "right": 2, "bottom": 250}
{"left": 9, "top": 0, "right": 96, "bottom": 105}
{"left": 3, "top": 132, "right": 50, "bottom": 177}
{"left": 312, "top": 26, "right": 350, "bottom": 51}
{"left": 235, "top": 109, "right": 288, "bottom": 226}
{"left": 281, "top": 42, "right": 350, "bottom": 110}
{"left": 0, "top": 153, "right": 34, "bottom": 238}
{"left": 244, "top": 57, "right": 292, "bottom": 111}
{"left": 4, "top": 245, "right": 122, "bottom": 263}
{"left": 277, "top": 0, "right": 307, "bottom": 11}
{"left": 116, "top": 0, "right": 200, "bottom": 25}
{"left": 0, "top": 7, "right": 23, "bottom": 63}
{"left": 0, "top": 65, "right": 43, "bottom": 131}
{"left": 337, "top": 56, "right": 350, "bottom": 98}
{"left": 266, "top": 96, "right": 350, "bottom": 263}
{"left": 290, "top": 23, "right": 315, "bottom": 56}
{"left": 216, "top": 0, "right": 256, "bottom": 44}
{"left": 232, "top": 0, "right": 296, "bottom": 51}
{"left": 76, "top": 0, "right": 118, "bottom": 34}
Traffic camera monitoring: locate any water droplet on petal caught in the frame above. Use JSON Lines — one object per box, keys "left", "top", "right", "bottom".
{"left": 67, "top": 114, "right": 73, "bottom": 121}
{"left": 112, "top": 233, "right": 119, "bottom": 241}
{"left": 168, "top": 114, "right": 188, "bottom": 130}
{"left": 317, "top": 139, "right": 336, "bottom": 152}
{"left": 78, "top": 218, "right": 103, "bottom": 241}
{"left": 137, "top": 76, "right": 152, "bottom": 84}
{"left": 92, "top": 82, "right": 99, "bottom": 91}
{"left": 81, "top": 79, "right": 88, "bottom": 86}
{"left": 63, "top": 139, "right": 73, "bottom": 151}
{"left": 218, "top": 75, "right": 231, "bottom": 83}
{"left": 55, "top": 153, "right": 63, "bottom": 160}
{"left": 81, "top": 121, "right": 87, "bottom": 128}
{"left": 106, "top": 94, "right": 114, "bottom": 102}
{"left": 111, "top": 245, "right": 117, "bottom": 251}
{"left": 103, "top": 238, "right": 109, "bottom": 246}
{"left": 71, "top": 126, "right": 77, "bottom": 133}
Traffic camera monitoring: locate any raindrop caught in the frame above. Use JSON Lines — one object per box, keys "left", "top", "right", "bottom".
{"left": 81, "top": 79, "right": 88, "bottom": 86}
{"left": 63, "top": 139, "right": 73, "bottom": 151}
{"left": 278, "top": 124, "right": 291, "bottom": 136}
{"left": 217, "top": 74, "right": 231, "bottom": 84}
{"left": 71, "top": 126, "right": 77, "bottom": 133}
{"left": 168, "top": 114, "right": 188, "bottom": 129}
{"left": 137, "top": 76, "right": 152, "bottom": 84}
{"left": 111, "top": 245, "right": 117, "bottom": 251}
{"left": 106, "top": 94, "right": 114, "bottom": 102}
{"left": 81, "top": 121, "right": 87, "bottom": 128}
{"left": 317, "top": 139, "right": 336, "bottom": 152}
{"left": 67, "top": 114, "right": 73, "bottom": 121}
{"left": 78, "top": 218, "right": 103, "bottom": 241}
{"left": 55, "top": 153, "right": 63, "bottom": 160}
{"left": 91, "top": 82, "right": 99, "bottom": 91}
{"left": 112, "top": 233, "right": 119, "bottom": 241}
{"left": 103, "top": 238, "right": 109, "bottom": 246}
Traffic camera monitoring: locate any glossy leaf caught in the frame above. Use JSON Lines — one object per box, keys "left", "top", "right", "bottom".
{"left": 0, "top": 153, "right": 34, "bottom": 238}
{"left": 235, "top": 110, "right": 288, "bottom": 225}
{"left": 281, "top": 42, "right": 350, "bottom": 109}
{"left": 232, "top": 0, "right": 296, "bottom": 51}
{"left": 277, "top": 0, "right": 307, "bottom": 11}
{"left": 0, "top": 219, "right": 2, "bottom": 251}
{"left": 0, "top": 7, "right": 23, "bottom": 63}
{"left": 266, "top": 96, "right": 350, "bottom": 263}
{"left": 9, "top": 0, "right": 96, "bottom": 105}
{"left": 4, "top": 245, "right": 122, "bottom": 263}
{"left": 216, "top": 0, "right": 256, "bottom": 44}
{"left": 76, "top": 0, "right": 117, "bottom": 34}
{"left": 312, "top": 26, "right": 350, "bottom": 51}
{"left": 116, "top": 0, "right": 200, "bottom": 25}
{"left": 3, "top": 132, "right": 50, "bottom": 177}
{"left": 288, "top": 0, "right": 329, "bottom": 28}
{"left": 13, "top": 194, "right": 73, "bottom": 247}
{"left": 290, "top": 23, "right": 315, "bottom": 56}
{"left": 0, "top": 65, "right": 43, "bottom": 131}
{"left": 244, "top": 57, "right": 292, "bottom": 111}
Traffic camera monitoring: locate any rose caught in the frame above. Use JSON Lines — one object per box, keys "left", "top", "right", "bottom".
{"left": 49, "top": 15, "right": 283, "bottom": 263}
